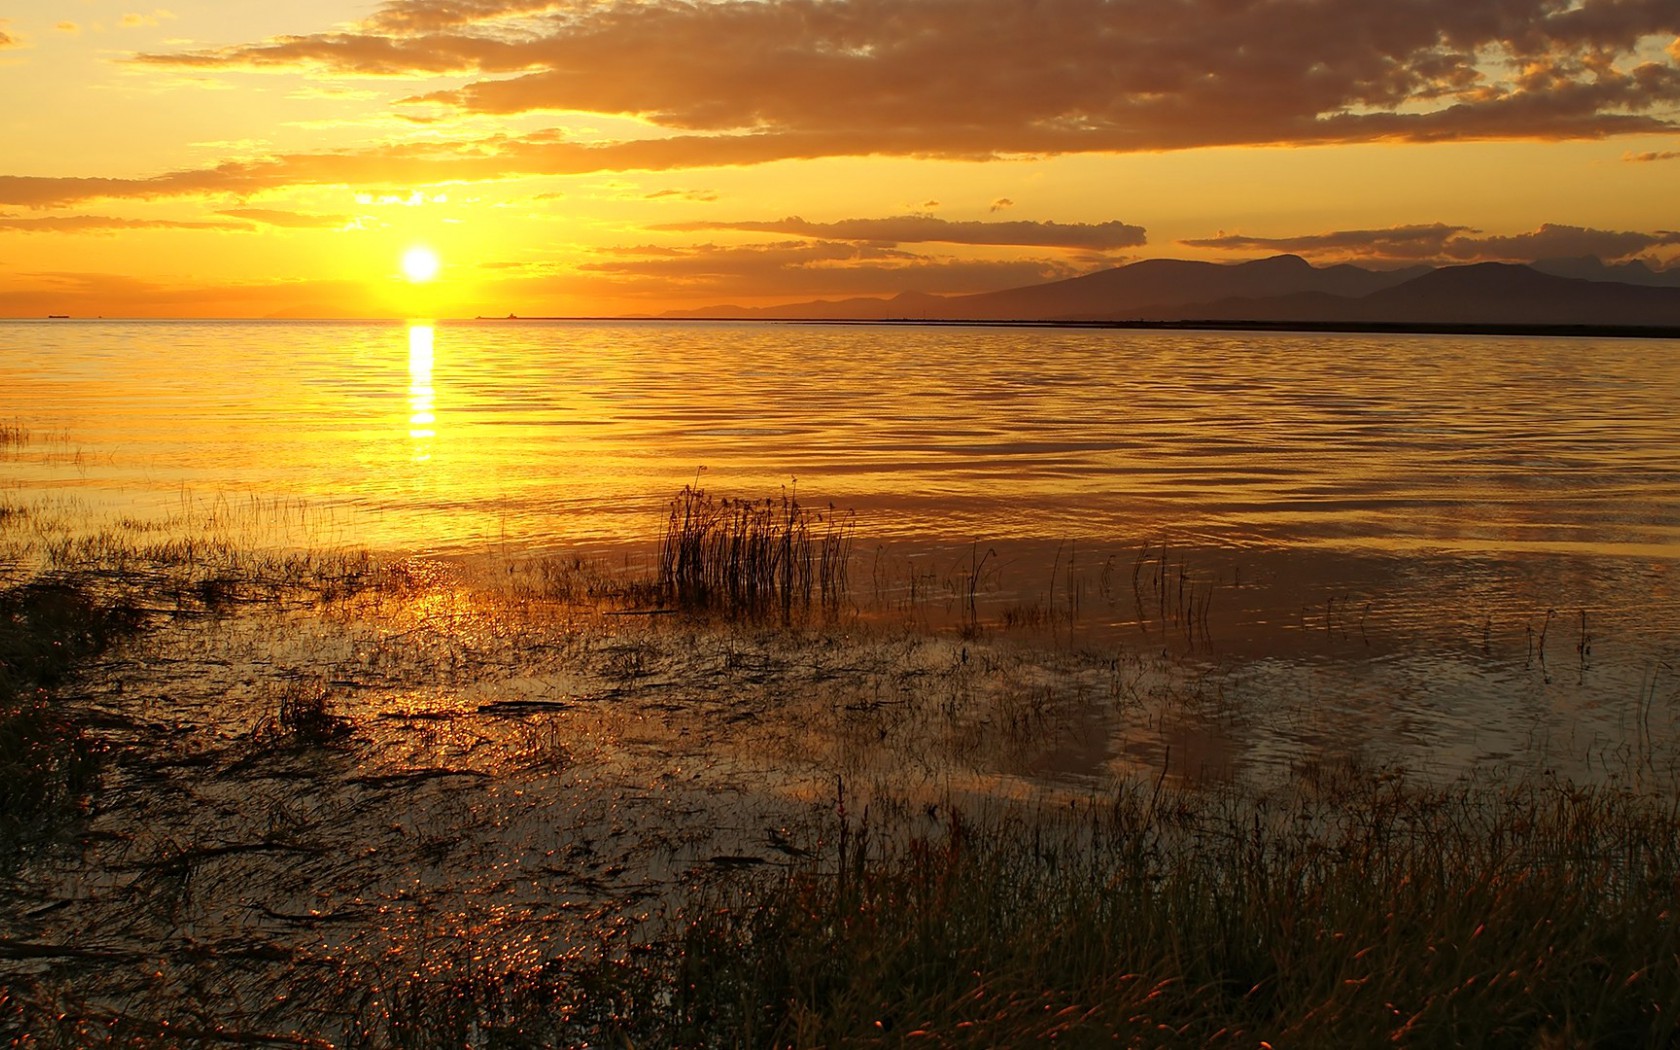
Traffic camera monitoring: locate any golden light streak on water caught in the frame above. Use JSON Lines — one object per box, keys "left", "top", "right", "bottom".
{"left": 407, "top": 323, "right": 436, "bottom": 460}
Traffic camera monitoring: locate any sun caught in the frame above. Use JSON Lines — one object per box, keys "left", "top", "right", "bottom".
{"left": 401, "top": 245, "right": 441, "bottom": 283}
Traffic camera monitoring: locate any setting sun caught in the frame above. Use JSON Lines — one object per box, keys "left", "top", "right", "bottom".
{"left": 401, "top": 246, "right": 440, "bottom": 283}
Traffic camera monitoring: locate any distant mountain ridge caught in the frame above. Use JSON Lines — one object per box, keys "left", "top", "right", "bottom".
{"left": 659, "top": 254, "right": 1680, "bottom": 329}
{"left": 1124, "top": 263, "right": 1680, "bottom": 328}
{"left": 1530, "top": 256, "right": 1680, "bottom": 288}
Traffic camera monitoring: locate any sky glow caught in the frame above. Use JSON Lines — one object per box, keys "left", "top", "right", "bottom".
{"left": 1, "top": 0, "right": 1677, "bottom": 317}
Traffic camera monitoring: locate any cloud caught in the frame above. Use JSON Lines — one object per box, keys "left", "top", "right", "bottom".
{"left": 121, "top": 10, "right": 177, "bottom": 29}
{"left": 990, "top": 198, "right": 1014, "bottom": 213}
{"left": 55, "top": 22, "right": 80, "bottom": 36}
{"left": 644, "top": 188, "right": 717, "bottom": 202}
{"left": 1445, "top": 223, "right": 1680, "bottom": 261}
{"left": 215, "top": 208, "right": 351, "bottom": 228}
{"left": 134, "top": 0, "right": 1680, "bottom": 160}
{"left": 0, "top": 213, "right": 251, "bottom": 233}
{"left": 567, "top": 239, "right": 1089, "bottom": 299}
{"left": 1624, "top": 148, "right": 1680, "bottom": 160}
{"left": 0, "top": 20, "right": 20, "bottom": 48}
{"left": 364, "top": 0, "right": 567, "bottom": 34}
{"left": 0, "top": 270, "right": 376, "bottom": 318}
{"left": 656, "top": 215, "right": 1148, "bottom": 250}
{"left": 1183, "top": 224, "right": 1473, "bottom": 258}
{"left": 1182, "top": 222, "right": 1680, "bottom": 263}
{"left": 0, "top": 128, "right": 1013, "bottom": 207}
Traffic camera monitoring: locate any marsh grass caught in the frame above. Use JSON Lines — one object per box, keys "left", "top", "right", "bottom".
{"left": 6, "top": 490, "right": 1680, "bottom": 1046}
{"left": 613, "top": 769, "right": 1680, "bottom": 1047}
{"left": 0, "top": 499, "right": 372, "bottom": 856}
{"left": 658, "top": 484, "right": 854, "bottom": 620}
{"left": 0, "top": 580, "right": 136, "bottom": 850}
{"left": 256, "top": 681, "right": 353, "bottom": 748}
{"left": 3, "top": 495, "right": 378, "bottom": 614}
{"left": 0, "top": 687, "right": 101, "bottom": 851}
{"left": 312, "top": 766, "right": 1680, "bottom": 1048}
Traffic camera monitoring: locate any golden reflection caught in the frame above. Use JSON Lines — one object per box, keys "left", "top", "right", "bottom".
{"left": 407, "top": 323, "right": 435, "bottom": 460}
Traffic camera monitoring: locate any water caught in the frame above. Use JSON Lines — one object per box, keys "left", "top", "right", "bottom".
{"left": 4, "top": 318, "right": 1680, "bottom": 782}
{"left": 5, "top": 319, "right": 1677, "bottom": 552}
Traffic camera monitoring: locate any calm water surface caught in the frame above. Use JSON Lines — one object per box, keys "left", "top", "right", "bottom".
{"left": 5, "top": 318, "right": 1679, "bottom": 781}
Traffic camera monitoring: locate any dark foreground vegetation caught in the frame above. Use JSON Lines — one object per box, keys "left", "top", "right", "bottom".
{"left": 324, "top": 772, "right": 1680, "bottom": 1048}
{"left": 0, "top": 581, "right": 136, "bottom": 853}
{"left": 2, "top": 489, "right": 1678, "bottom": 1047}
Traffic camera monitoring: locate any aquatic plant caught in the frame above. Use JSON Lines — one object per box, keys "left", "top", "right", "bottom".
{"left": 657, "top": 484, "right": 853, "bottom": 619}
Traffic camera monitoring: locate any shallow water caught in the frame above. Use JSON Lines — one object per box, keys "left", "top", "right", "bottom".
{"left": 4, "top": 318, "right": 1679, "bottom": 782}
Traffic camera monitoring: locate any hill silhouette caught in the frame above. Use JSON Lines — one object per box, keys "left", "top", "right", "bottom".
{"left": 657, "top": 255, "right": 1680, "bottom": 330}
{"left": 1130, "top": 263, "right": 1680, "bottom": 327}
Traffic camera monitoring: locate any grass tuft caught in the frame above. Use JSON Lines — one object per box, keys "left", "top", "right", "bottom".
{"left": 259, "top": 681, "right": 353, "bottom": 748}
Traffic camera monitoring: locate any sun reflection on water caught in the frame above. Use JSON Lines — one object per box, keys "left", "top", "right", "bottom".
{"left": 408, "top": 323, "right": 435, "bottom": 460}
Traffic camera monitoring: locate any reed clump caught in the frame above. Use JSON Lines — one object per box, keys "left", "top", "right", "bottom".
{"left": 657, "top": 485, "right": 853, "bottom": 619}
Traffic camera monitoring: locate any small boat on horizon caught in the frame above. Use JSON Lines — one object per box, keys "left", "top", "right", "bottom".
{"left": 47, "top": 314, "right": 70, "bottom": 319}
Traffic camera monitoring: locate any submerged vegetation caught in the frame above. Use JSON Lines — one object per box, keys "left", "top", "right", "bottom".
{"left": 1, "top": 488, "right": 1678, "bottom": 1045}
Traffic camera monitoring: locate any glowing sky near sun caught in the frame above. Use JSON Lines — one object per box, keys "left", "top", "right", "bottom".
{"left": 1, "top": 0, "right": 1678, "bottom": 318}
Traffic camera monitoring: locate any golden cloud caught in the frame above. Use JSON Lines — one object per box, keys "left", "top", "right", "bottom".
{"left": 0, "top": 213, "right": 251, "bottom": 233}
{"left": 135, "top": 0, "right": 1680, "bottom": 156}
{"left": 656, "top": 215, "right": 1147, "bottom": 250}
{"left": 570, "top": 239, "right": 1089, "bottom": 298}
{"left": 1182, "top": 222, "right": 1680, "bottom": 263}
{"left": 1, "top": 271, "right": 375, "bottom": 318}
{"left": 215, "top": 208, "right": 352, "bottom": 228}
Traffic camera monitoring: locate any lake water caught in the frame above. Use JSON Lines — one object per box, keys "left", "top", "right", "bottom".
{"left": 4, "top": 318, "right": 1680, "bottom": 782}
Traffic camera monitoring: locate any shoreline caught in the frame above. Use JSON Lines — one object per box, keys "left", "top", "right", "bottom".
{"left": 480, "top": 315, "right": 1680, "bottom": 339}
{"left": 5, "top": 501, "right": 1680, "bottom": 1045}
{"left": 12, "top": 316, "right": 1678, "bottom": 339}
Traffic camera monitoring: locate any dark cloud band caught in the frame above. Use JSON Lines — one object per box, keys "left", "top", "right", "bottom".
{"left": 657, "top": 215, "right": 1147, "bottom": 250}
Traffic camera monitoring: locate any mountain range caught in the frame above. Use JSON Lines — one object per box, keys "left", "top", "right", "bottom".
{"left": 661, "top": 254, "right": 1680, "bottom": 330}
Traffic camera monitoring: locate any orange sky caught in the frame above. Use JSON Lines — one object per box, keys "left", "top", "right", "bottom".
{"left": 1, "top": 0, "right": 1678, "bottom": 318}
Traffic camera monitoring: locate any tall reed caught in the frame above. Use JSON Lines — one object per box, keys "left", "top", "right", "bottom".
{"left": 657, "top": 485, "right": 853, "bottom": 619}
